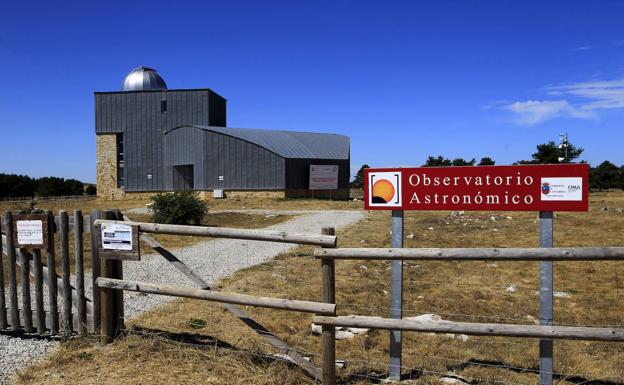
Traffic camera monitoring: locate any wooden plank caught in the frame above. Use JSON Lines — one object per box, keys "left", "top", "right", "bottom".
{"left": 32, "top": 248, "right": 46, "bottom": 334}
{"left": 3, "top": 212, "right": 20, "bottom": 330}
{"left": 90, "top": 210, "right": 102, "bottom": 334}
{"left": 45, "top": 211, "right": 59, "bottom": 334}
{"left": 314, "top": 247, "right": 624, "bottom": 261}
{"left": 312, "top": 316, "right": 624, "bottom": 342}
{"left": 53, "top": 215, "right": 91, "bottom": 233}
{"left": 94, "top": 219, "right": 337, "bottom": 247}
{"left": 320, "top": 227, "right": 336, "bottom": 385}
{"left": 120, "top": 214, "right": 322, "bottom": 381}
{"left": 59, "top": 211, "right": 72, "bottom": 334}
{"left": 19, "top": 249, "right": 33, "bottom": 332}
{"left": 97, "top": 277, "right": 336, "bottom": 315}
{"left": 0, "top": 216, "right": 7, "bottom": 329}
{"left": 74, "top": 210, "right": 87, "bottom": 336}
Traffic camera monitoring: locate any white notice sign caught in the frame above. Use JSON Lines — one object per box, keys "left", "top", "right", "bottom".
{"left": 309, "top": 165, "right": 339, "bottom": 190}
{"left": 540, "top": 177, "right": 583, "bottom": 201}
{"left": 16, "top": 220, "right": 44, "bottom": 245}
{"left": 101, "top": 223, "right": 133, "bottom": 251}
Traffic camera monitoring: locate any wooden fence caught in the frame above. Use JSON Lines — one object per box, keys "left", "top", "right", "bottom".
{"left": 312, "top": 247, "right": 624, "bottom": 384}
{"left": 0, "top": 210, "right": 94, "bottom": 336}
{"left": 92, "top": 217, "right": 337, "bottom": 381}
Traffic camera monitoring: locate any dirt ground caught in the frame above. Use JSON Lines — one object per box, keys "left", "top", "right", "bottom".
{"left": 11, "top": 191, "right": 624, "bottom": 384}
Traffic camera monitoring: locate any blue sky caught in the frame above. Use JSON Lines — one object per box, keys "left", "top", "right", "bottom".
{"left": 1, "top": 1, "right": 623, "bottom": 182}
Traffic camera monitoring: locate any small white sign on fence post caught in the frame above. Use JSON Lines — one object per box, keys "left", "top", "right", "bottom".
{"left": 101, "top": 223, "right": 133, "bottom": 251}
{"left": 98, "top": 221, "right": 140, "bottom": 261}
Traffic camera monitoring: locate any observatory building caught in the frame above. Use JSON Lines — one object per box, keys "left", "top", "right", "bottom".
{"left": 95, "top": 66, "right": 350, "bottom": 200}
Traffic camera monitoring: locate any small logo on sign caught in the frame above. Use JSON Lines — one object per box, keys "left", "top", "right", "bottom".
{"left": 368, "top": 171, "right": 402, "bottom": 207}
{"left": 541, "top": 182, "right": 550, "bottom": 195}
{"left": 568, "top": 185, "right": 581, "bottom": 192}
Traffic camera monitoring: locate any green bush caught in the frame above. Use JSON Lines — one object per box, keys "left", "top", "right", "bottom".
{"left": 150, "top": 191, "right": 208, "bottom": 225}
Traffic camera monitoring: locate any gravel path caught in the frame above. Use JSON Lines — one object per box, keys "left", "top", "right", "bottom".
{"left": 0, "top": 210, "right": 363, "bottom": 384}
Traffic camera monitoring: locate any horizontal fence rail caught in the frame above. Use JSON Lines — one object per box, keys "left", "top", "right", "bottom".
{"left": 314, "top": 247, "right": 624, "bottom": 261}
{"left": 96, "top": 277, "right": 337, "bottom": 315}
{"left": 313, "top": 316, "right": 624, "bottom": 342}
{"left": 94, "top": 219, "right": 337, "bottom": 247}
{"left": 0, "top": 195, "right": 94, "bottom": 202}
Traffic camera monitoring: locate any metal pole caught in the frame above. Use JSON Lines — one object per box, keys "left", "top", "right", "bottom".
{"left": 389, "top": 210, "right": 404, "bottom": 380}
{"left": 539, "top": 211, "right": 554, "bottom": 385}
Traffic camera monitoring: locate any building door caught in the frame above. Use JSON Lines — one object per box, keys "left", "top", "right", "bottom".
{"left": 173, "top": 165, "right": 194, "bottom": 190}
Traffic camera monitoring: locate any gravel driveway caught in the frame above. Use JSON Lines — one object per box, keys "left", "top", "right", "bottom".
{"left": 0, "top": 210, "right": 363, "bottom": 384}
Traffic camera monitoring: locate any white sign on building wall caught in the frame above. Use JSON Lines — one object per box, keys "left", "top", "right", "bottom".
{"left": 309, "top": 165, "right": 339, "bottom": 190}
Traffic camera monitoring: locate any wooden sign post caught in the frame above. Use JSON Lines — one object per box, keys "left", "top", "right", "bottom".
{"left": 364, "top": 164, "right": 589, "bottom": 384}
{"left": 95, "top": 217, "right": 139, "bottom": 344}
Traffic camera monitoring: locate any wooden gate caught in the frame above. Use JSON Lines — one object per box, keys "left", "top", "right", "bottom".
{"left": 0, "top": 209, "right": 98, "bottom": 336}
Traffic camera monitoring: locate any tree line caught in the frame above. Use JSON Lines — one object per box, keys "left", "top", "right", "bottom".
{"left": 0, "top": 173, "right": 96, "bottom": 198}
{"left": 351, "top": 140, "right": 624, "bottom": 191}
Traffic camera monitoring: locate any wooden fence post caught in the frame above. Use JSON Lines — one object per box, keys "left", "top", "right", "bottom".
{"left": 100, "top": 210, "right": 124, "bottom": 344}
{"left": 19, "top": 247, "right": 33, "bottom": 332}
{"left": 90, "top": 210, "right": 102, "bottom": 334}
{"left": 74, "top": 210, "right": 87, "bottom": 335}
{"left": 3, "top": 212, "right": 20, "bottom": 330}
{"left": 32, "top": 247, "right": 45, "bottom": 334}
{"left": 45, "top": 210, "right": 59, "bottom": 335}
{"left": 59, "top": 210, "right": 73, "bottom": 334}
{"left": 321, "top": 227, "right": 336, "bottom": 385}
{"left": 0, "top": 215, "right": 7, "bottom": 330}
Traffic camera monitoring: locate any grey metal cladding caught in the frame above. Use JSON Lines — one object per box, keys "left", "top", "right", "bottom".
{"left": 196, "top": 130, "right": 284, "bottom": 190}
{"left": 94, "top": 89, "right": 225, "bottom": 133}
{"left": 179, "top": 125, "right": 349, "bottom": 160}
{"left": 95, "top": 89, "right": 225, "bottom": 191}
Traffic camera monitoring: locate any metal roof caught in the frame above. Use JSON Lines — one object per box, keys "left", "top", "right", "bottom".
{"left": 122, "top": 66, "right": 167, "bottom": 91}
{"left": 168, "top": 125, "right": 350, "bottom": 160}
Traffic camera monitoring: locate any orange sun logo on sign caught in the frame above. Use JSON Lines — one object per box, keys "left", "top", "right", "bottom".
{"left": 367, "top": 171, "right": 402, "bottom": 207}
{"left": 372, "top": 179, "right": 395, "bottom": 203}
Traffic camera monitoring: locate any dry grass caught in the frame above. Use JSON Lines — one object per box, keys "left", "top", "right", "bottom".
{"left": 12, "top": 191, "right": 624, "bottom": 384}
{"left": 0, "top": 194, "right": 362, "bottom": 215}
{"left": 0, "top": 197, "right": 150, "bottom": 214}
{"left": 200, "top": 195, "right": 361, "bottom": 211}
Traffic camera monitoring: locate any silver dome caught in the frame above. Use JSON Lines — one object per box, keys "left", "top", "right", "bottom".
{"left": 122, "top": 66, "right": 167, "bottom": 91}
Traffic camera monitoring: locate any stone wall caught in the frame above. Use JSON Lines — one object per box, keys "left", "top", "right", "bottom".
{"left": 96, "top": 134, "right": 127, "bottom": 201}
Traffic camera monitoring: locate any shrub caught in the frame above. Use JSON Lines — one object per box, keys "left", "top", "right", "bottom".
{"left": 150, "top": 191, "right": 207, "bottom": 225}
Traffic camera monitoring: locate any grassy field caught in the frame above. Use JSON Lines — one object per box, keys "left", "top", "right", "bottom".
{"left": 11, "top": 192, "right": 624, "bottom": 384}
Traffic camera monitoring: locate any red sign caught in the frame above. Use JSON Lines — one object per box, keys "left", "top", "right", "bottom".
{"left": 364, "top": 164, "right": 589, "bottom": 212}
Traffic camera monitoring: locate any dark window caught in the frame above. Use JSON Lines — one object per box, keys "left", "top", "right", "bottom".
{"left": 161, "top": 100, "right": 167, "bottom": 114}
{"left": 116, "top": 134, "right": 125, "bottom": 188}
